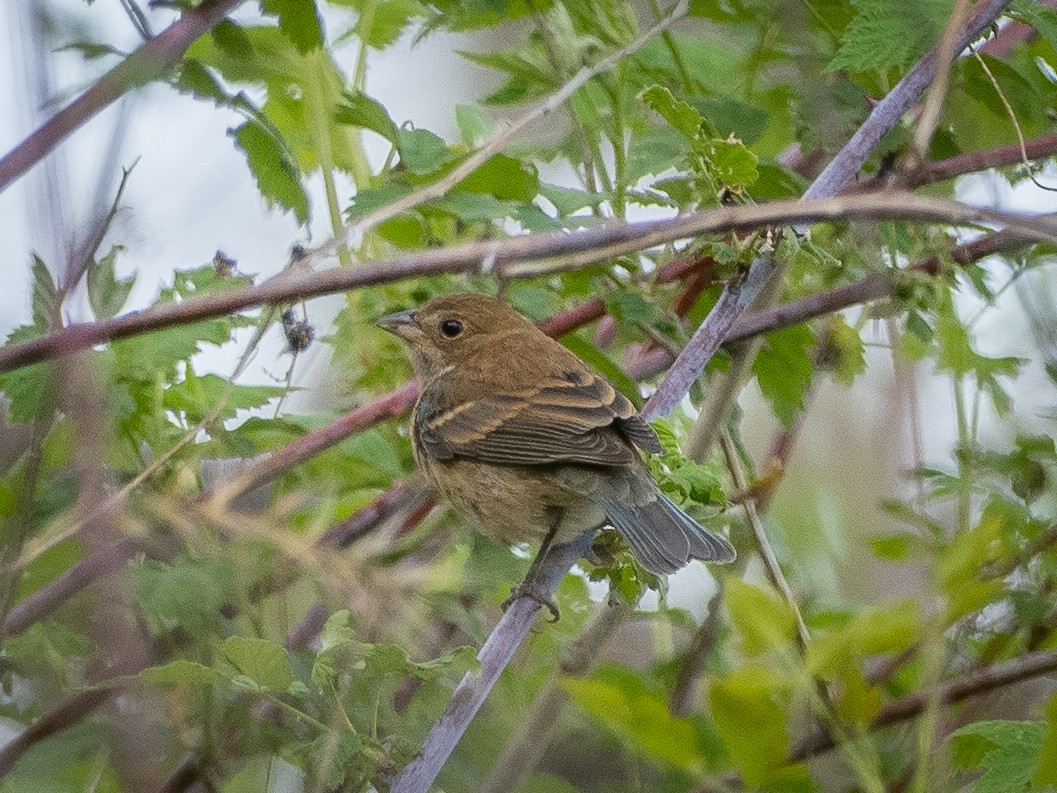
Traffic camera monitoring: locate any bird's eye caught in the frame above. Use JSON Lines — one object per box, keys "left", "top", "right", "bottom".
{"left": 440, "top": 319, "right": 463, "bottom": 338}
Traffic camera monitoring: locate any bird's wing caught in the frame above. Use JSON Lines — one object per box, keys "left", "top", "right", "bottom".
{"left": 415, "top": 370, "right": 662, "bottom": 467}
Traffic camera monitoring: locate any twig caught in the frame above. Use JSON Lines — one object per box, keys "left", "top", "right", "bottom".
{"left": 911, "top": 0, "right": 974, "bottom": 164}
{"left": 4, "top": 190, "right": 1055, "bottom": 376}
{"left": 670, "top": 584, "right": 725, "bottom": 717}
{"left": 789, "top": 645, "right": 1057, "bottom": 762}
{"left": 388, "top": 532, "right": 596, "bottom": 793}
{"left": 805, "top": 0, "right": 1011, "bottom": 202}
{"left": 479, "top": 601, "right": 628, "bottom": 793}
{"left": 0, "top": 0, "right": 244, "bottom": 193}
{"left": 0, "top": 689, "right": 117, "bottom": 777}
{"left": 719, "top": 431, "right": 812, "bottom": 652}
{"left": 326, "top": 0, "right": 690, "bottom": 249}
{"left": 969, "top": 44, "right": 1057, "bottom": 192}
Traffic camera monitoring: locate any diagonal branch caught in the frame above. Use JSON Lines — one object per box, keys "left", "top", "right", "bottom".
{"left": 0, "top": 0, "right": 245, "bottom": 194}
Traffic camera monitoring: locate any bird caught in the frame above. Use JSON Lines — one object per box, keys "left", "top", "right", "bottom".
{"left": 377, "top": 292, "right": 735, "bottom": 613}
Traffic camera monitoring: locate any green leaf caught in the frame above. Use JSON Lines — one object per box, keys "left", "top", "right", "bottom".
{"left": 211, "top": 18, "right": 254, "bottom": 60}
{"left": 312, "top": 610, "right": 358, "bottom": 689}
{"left": 726, "top": 578, "right": 796, "bottom": 655}
{"left": 395, "top": 127, "right": 455, "bottom": 175}
{"left": 564, "top": 676, "right": 704, "bottom": 774}
{"left": 699, "top": 136, "right": 759, "bottom": 188}
{"left": 0, "top": 326, "right": 54, "bottom": 423}
{"left": 31, "top": 254, "right": 58, "bottom": 331}
{"left": 951, "top": 720, "right": 1046, "bottom": 793}
{"left": 539, "top": 183, "right": 605, "bottom": 216}
{"left": 141, "top": 659, "right": 221, "bottom": 686}
{"left": 336, "top": 0, "right": 424, "bottom": 48}
{"left": 456, "top": 154, "right": 538, "bottom": 202}
{"left": 1034, "top": 693, "right": 1057, "bottom": 787}
{"left": 688, "top": 95, "right": 768, "bottom": 144}
{"left": 86, "top": 245, "right": 135, "bottom": 320}
{"left": 640, "top": 85, "right": 712, "bottom": 141}
{"left": 232, "top": 120, "right": 310, "bottom": 223}
{"left": 221, "top": 636, "right": 294, "bottom": 692}
{"left": 163, "top": 372, "right": 288, "bottom": 423}
{"left": 604, "top": 292, "right": 663, "bottom": 326}
{"left": 753, "top": 325, "right": 815, "bottom": 426}
{"left": 260, "top": 0, "right": 324, "bottom": 53}
{"left": 113, "top": 319, "right": 234, "bottom": 381}
{"left": 710, "top": 666, "right": 801, "bottom": 787}
{"left": 135, "top": 558, "right": 230, "bottom": 636}
{"left": 829, "top": 0, "right": 950, "bottom": 73}
{"left": 335, "top": 90, "right": 399, "bottom": 142}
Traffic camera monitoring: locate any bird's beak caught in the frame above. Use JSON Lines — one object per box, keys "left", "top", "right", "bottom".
{"left": 376, "top": 309, "right": 418, "bottom": 340}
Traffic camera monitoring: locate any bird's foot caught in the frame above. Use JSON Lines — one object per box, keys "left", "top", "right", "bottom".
{"left": 502, "top": 583, "right": 560, "bottom": 622}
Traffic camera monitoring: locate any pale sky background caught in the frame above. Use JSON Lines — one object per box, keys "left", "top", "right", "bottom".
{"left": 1, "top": 1, "right": 1055, "bottom": 612}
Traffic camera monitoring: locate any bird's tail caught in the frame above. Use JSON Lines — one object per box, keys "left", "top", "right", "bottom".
{"left": 599, "top": 492, "right": 736, "bottom": 574}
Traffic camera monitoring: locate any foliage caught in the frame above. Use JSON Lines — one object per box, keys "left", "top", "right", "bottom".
{"left": 0, "top": 0, "right": 1056, "bottom": 791}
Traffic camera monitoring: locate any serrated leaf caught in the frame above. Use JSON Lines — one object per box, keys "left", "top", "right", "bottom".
{"left": 31, "top": 254, "right": 58, "bottom": 331}
{"left": 163, "top": 372, "right": 287, "bottom": 423}
{"left": 698, "top": 136, "right": 759, "bottom": 188}
{"left": 335, "top": 0, "right": 424, "bottom": 48}
{"left": 640, "top": 84, "right": 712, "bottom": 141}
{"left": 86, "top": 245, "right": 135, "bottom": 320}
{"left": 335, "top": 90, "right": 398, "bottom": 142}
{"left": 830, "top": 0, "right": 950, "bottom": 73}
{"left": 222, "top": 636, "right": 294, "bottom": 692}
{"left": 260, "top": 0, "right": 324, "bottom": 53}
{"left": 753, "top": 325, "right": 815, "bottom": 426}
{"left": 141, "top": 660, "right": 221, "bottom": 686}
{"left": 395, "top": 127, "right": 455, "bottom": 175}
{"left": 951, "top": 720, "right": 1045, "bottom": 793}
{"left": 726, "top": 579, "right": 796, "bottom": 655}
{"left": 232, "top": 120, "right": 310, "bottom": 223}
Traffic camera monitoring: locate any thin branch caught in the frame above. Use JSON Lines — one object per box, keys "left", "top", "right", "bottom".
{"left": 4, "top": 190, "right": 1054, "bottom": 377}
{"left": 326, "top": 0, "right": 689, "bottom": 250}
{"left": 670, "top": 584, "right": 725, "bottom": 717}
{"left": 389, "top": 532, "right": 596, "bottom": 793}
{"left": 719, "top": 431, "right": 812, "bottom": 651}
{"left": 479, "top": 601, "right": 629, "bottom": 793}
{"left": 805, "top": 0, "right": 1011, "bottom": 202}
{"left": 790, "top": 646, "right": 1057, "bottom": 762}
{"left": 911, "top": 0, "right": 974, "bottom": 164}
{"left": 0, "top": 0, "right": 245, "bottom": 193}
{"left": 0, "top": 689, "right": 117, "bottom": 777}
{"left": 844, "top": 130, "right": 1057, "bottom": 193}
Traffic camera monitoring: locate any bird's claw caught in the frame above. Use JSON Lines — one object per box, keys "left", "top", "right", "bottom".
{"left": 502, "top": 584, "right": 560, "bottom": 622}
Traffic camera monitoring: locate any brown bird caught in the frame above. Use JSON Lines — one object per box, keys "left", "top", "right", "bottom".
{"left": 378, "top": 293, "right": 735, "bottom": 608}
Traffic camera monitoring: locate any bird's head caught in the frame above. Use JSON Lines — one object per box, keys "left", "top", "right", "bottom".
{"left": 377, "top": 293, "right": 533, "bottom": 382}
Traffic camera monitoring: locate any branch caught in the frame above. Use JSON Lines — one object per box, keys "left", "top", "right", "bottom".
{"left": 4, "top": 190, "right": 1054, "bottom": 376}
{"left": 354, "top": 5, "right": 1024, "bottom": 774}
{"left": 790, "top": 646, "right": 1057, "bottom": 762}
{"left": 327, "top": 0, "right": 689, "bottom": 246}
{"left": 0, "top": 0, "right": 245, "bottom": 194}
{"left": 804, "top": 0, "right": 1012, "bottom": 202}
{"left": 389, "top": 532, "right": 596, "bottom": 793}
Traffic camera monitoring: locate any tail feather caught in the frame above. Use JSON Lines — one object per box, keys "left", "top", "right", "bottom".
{"left": 600, "top": 492, "right": 736, "bottom": 574}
